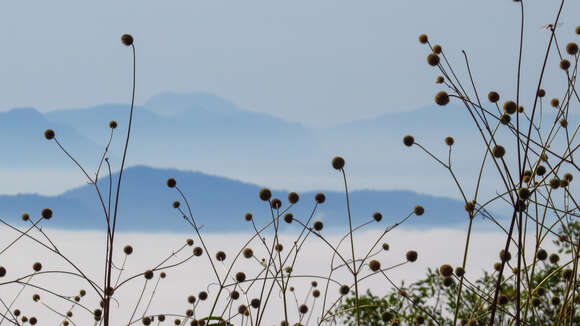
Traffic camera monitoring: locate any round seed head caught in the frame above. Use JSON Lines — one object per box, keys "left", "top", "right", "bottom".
{"left": 464, "top": 201, "right": 475, "bottom": 212}
{"left": 536, "top": 249, "right": 547, "bottom": 260}
{"left": 44, "top": 129, "right": 55, "bottom": 140}
{"left": 439, "top": 264, "right": 453, "bottom": 277}
{"left": 488, "top": 91, "right": 500, "bottom": 103}
{"left": 299, "top": 304, "right": 308, "bottom": 314}
{"left": 283, "top": 213, "right": 293, "bottom": 223}
{"left": 312, "top": 289, "right": 320, "bottom": 297}
{"left": 369, "top": 260, "right": 381, "bottom": 272}
{"left": 418, "top": 34, "right": 428, "bottom": 44}
{"left": 313, "top": 221, "right": 323, "bottom": 231}
{"left": 216, "top": 251, "right": 226, "bottom": 261}
{"left": 271, "top": 198, "right": 282, "bottom": 209}
{"left": 415, "top": 316, "right": 425, "bottom": 325}
{"left": 500, "top": 249, "right": 511, "bottom": 262}
{"left": 244, "top": 213, "right": 252, "bottom": 221}
{"left": 550, "top": 98, "right": 559, "bottom": 108}
{"left": 0, "top": 266, "right": 6, "bottom": 277}
{"left": 432, "top": 44, "right": 442, "bottom": 54}
{"left": 230, "top": 291, "right": 240, "bottom": 300}
{"left": 259, "top": 188, "right": 272, "bottom": 201}
{"left": 566, "top": 42, "right": 579, "bottom": 55}
{"left": 382, "top": 243, "right": 390, "bottom": 251}
{"left": 445, "top": 136, "right": 454, "bottom": 146}
{"left": 109, "top": 120, "right": 117, "bottom": 129}
{"left": 288, "top": 192, "right": 299, "bottom": 204}
{"left": 339, "top": 285, "right": 350, "bottom": 295}
{"left": 563, "top": 173, "right": 573, "bottom": 182}
{"left": 503, "top": 101, "right": 517, "bottom": 115}
{"left": 166, "top": 178, "right": 176, "bottom": 188}
{"left": 499, "top": 114, "right": 511, "bottom": 125}
{"left": 332, "top": 156, "right": 345, "bottom": 170}
{"left": 188, "top": 295, "right": 196, "bottom": 304}
{"left": 33, "top": 262, "right": 42, "bottom": 272}
{"left": 427, "top": 53, "right": 440, "bottom": 66}
{"left": 549, "top": 253, "right": 559, "bottom": 264}
{"left": 403, "top": 135, "right": 414, "bottom": 147}
{"left": 275, "top": 243, "right": 283, "bottom": 252}
{"left": 494, "top": 262, "right": 502, "bottom": 272}
{"left": 577, "top": 25, "right": 580, "bottom": 34}
{"left": 536, "top": 165, "right": 546, "bottom": 176}
{"left": 123, "top": 245, "right": 133, "bottom": 255}
{"left": 434, "top": 91, "right": 450, "bottom": 106}
{"left": 549, "top": 178, "right": 560, "bottom": 189}
{"left": 414, "top": 205, "right": 424, "bottom": 216}
{"left": 235, "top": 272, "right": 246, "bottom": 283}
{"left": 518, "top": 188, "right": 530, "bottom": 200}
{"left": 560, "top": 59, "right": 571, "bottom": 70}
{"left": 243, "top": 248, "right": 253, "bottom": 259}
{"left": 250, "top": 298, "right": 260, "bottom": 309}
{"left": 443, "top": 277, "right": 453, "bottom": 287}
{"left": 560, "top": 118, "right": 568, "bottom": 128}
{"left": 492, "top": 145, "right": 505, "bottom": 158}
{"left": 537, "top": 89, "right": 546, "bottom": 97}
{"left": 551, "top": 296, "right": 561, "bottom": 305}
{"left": 435, "top": 76, "right": 444, "bottom": 84}
{"left": 198, "top": 291, "right": 208, "bottom": 300}
{"left": 455, "top": 267, "right": 465, "bottom": 277}
{"left": 193, "top": 247, "right": 203, "bottom": 257}
{"left": 144, "top": 270, "right": 154, "bottom": 280}
{"left": 372, "top": 212, "right": 382, "bottom": 222}
{"left": 172, "top": 201, "right": 180, "bottom": 208}
{"left": 41, "top": 208, "right": 53, "bottom": 219}
{"left": 498, "top": 295, "right": 509, "bottom": 305}
{"left": 314, "top": 193, "right": 326, "bottom": 204}
{"left": 186, "top": 238, "right": 194, "bottom": 246}
{"left": 562, "top": 268, "right": 573, "bottom": 280}
{"left": 21, "top": 213, "right": 30, "bottom": 221}
{"left": 32, "top": 294, "right": 41, "bottom": 301}
{"left": 121, "top": 34, "right": 134, "bottom": 46}
{"left": 406, "top": 250, "right": 418, "bottom": 262}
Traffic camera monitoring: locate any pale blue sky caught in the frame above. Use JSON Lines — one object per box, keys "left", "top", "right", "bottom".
{"left": 1, "top": 0, "right": 578, "bottom": 126}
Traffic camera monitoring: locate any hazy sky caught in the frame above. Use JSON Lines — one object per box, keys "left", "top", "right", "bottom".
{"left": 1, "top": 0, "right": 579, "bottom": 126}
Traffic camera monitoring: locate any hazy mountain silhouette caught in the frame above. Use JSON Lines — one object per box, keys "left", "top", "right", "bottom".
{"left": 0, "top": 166, "right": 479, "bottom": 232}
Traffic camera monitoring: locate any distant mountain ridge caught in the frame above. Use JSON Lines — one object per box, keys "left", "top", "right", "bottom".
{"left": 0, "top": 166, "right": 477, "bottom": 232}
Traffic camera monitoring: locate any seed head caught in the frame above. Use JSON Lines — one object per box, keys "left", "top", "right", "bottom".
{"left": 551, "top": 296, "right": 561, "bottom": 305}
{"left": 435, "top": 76, "right": 444, "bottom": 84}
{"left": 283, "top": 213, "right": 293, "bottom": 224}
{"left": 193, "top": 247, "right": 203, "bottom": 257}
{"left": 244, "top": 213, "right": 252, "bottom": 221}
{"left": 198, "top": 291, "right": 208, "bottom": 300}
{"left": 166, "top": 178, "right": 176, "bottom": 188}
{"left": 536, "top": 249, "right": 547, "bottom": 260}
{"left": 439, "top": 264, "right": 453, "bottom": 277}
{"left": 339, "top": 285, "right": 350, "bottom": 295}
{"left": 488, "top": 91, "right": 500, "bottom": 103}
{"left": 121, "top": 34, "right": 134, "bottom": 46}
{"left": 427, "top": 53, "right": 440, "bottom": 66}
{"left": 41, "top": 208, "right": 53, "bottom": 219}
{"left": 259, "top": 188, "right": 272, "bottom": 201}
{"left": 549, "top": 253, "right": 559, "bottom": 264}
{"left": 499, "top": 114, "right": 511, "bottom": 125}
{"left": 33, "top": 294, "right": 40, "bottom": 302}
{"left": 577, "top": 25, "right": 580, "bottom": 35}
{"left": 216, "top": 251, "right": 226, "bottom": 261}
{"left": 443, "top": 277, "right": 453, "bottom": 287}
{"left": 0, "top": 266, "right": 5, "bottom": 277}
{"left": 455, "top": 267, "right": 465, "bottom": 277}
{"left": 418, "top": 34, "right": 428, "bottom": 44}
{"left": 312, "top": 289, "right": 320, "bottom": 297}
{"left": 550, "top": 98, "right": 559, "bottom": 108}
{"left": 186, "top": 238, "right": 194, "bottom": 246}
{"left": 406, "top": 250, "right": 418, "bottom": 262}
{"left": 562, "top": 269, "right": 573, "bottom": 280}
{"left": 503, "top": 101, "right": 517, "bottom": 115}
{"left": 500, "top": 249, "right": 511, "bottom": 262}
{"left": 44, "top": 129, "right": 55, "bottom": 140}
{"left": 315, "top": 193, "right": 326, "bottom": 204}
{"left": 560, "top": 59, "right": 571, "bottom": 70}
{"left": 369, "top": 260, "right": 381, "bottom": 272}
{"left": 434, "top": 91, "right": 449, "bottom": 106}
{"left": 566, "top": 42, "right": 579, "bottom": 55}
{"left": 313, "top": 221, "right": 323, "bottom": 231}
{"left": 549, "top": 178, "right": 560, "bottom": 189}
{"left": 492, "top": 145, "right": 505, "bottom": 158}
{"left": 21, "top": 213, "right": 30, "bottom": 221}
{"left": 372, "top": 212, "right": 382, "bottom": 222}
{"left": 243, "top": 248, "right": 253, "bottom": 258}
{"left": 414, "top": 205, "right": 424, "bottom": 216}
{"left": 332, "top": 156, "right": 345, "bottom": 170}
{"left": 271, "top": 198, "right": 282, "bottom": 209}
{"left": 536, "top": 165, "right": 546, "bottom": 176}
{"left": 444, "top": 136, "right": 454, "bottom": 146}
{"left": 518, "top": 188, "right": 530, "bottom": 200}
{"left": 108, "top": 120, "right": 117, "bottom": 129}
{"left": 464, "top": 201, "right": 475, "bottom": 212}
{"left": 537, "top": 89, "right": 546, "bottom": 97}
{"left": 123, "top": 245, "right": 133, "bottom": 255}
{"left": 403, "top": 135, "right": 414, "bottom": 147}
{"left": 235, "top": 272, "right": 246, "bottom": 283}
{"left": 382, "top": 243, "right": 390, "bottom": 251}
{"left": 432, "top": 44, "right": 442, "bottom": 54}
{"left": 230, "top": 291, "right": 240, "bottom": 300}
{"left": 560, "top": 118, "right": 568, "bottom": 128}
{"left": 144, "top": 270, "right": 154, "bottom": 280}
{"left": 33, "top": 262, "right": 42, "bottom": 272}
{"left": 172, "top": 201, "right": 180, "bottom": 208}
{"left": 498, "top": 295, "right": 509, "bottom": 305}
{"left": 275, "top": 243, "right": 283, "bottom": 252}
{"left": 288, "top": 192, "right": 299, "bottom": 204}
{"left": 250, "top": 298, "right": 260, "bottom": 309}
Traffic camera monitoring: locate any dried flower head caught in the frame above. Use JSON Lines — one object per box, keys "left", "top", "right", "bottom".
{"left": 550, "top": 98, "right": 559, "bottom": 108}
{"left": 492, "top": 145, "right": 505, "bottom": 158}
{"left": 166, "top": 178, "right": 177, "bottom": 188}
{"left": 44, "top": 129, "right": 55, "bottom": 140}
{"left": 259, "top": 188, "right": 272, "bottom": 201}
{"left": 313, "top": 221, "right": 323, "bottom": 231}
{"left": 123, "top": 245, "right": 133, "bottom": 255}
{"left": 121, "top": 34, "right": 134, "bottom": 46}
{"left": 243, "top": 248, "right": 253, "bottom": 259}
{"left": 109, "top": 120, "right": 117, "bottom": 129}
{"left": 455, "top": 267, "right": 465, "bottom": 277}
{"left": 418, "top": 34, "right": 428, "bottom": 44}
{"left": 271, "top": 198, "right": 282, "bottom": 209}
{"left": 369, "top": 260, "right": 381, "bottom": 272}
{"left": 332, "top": 156, "right": 345, "bottom": 170}
{"left": 439, "top": 264, "right": 453, "bottom": 277}
{"left": 315, "top": 193, "right": 326, "bottom": 204}
{"left": 186, "top": 238, "right": 194, "bottom": 246}
{"left": 503, "top": 101, "right": 517, "bottom": 115}
{"left": 244, "top": 213, "right": 252, "bottom": 221}
{"left": 373, "top": 212, "right": 382, "bottom": 222}
{"left": 144, "top": 270, "right": 154, "bottom": 280}
{"left": 500, "top": 249, "right": 511, "bottom": 262}
{"left": 406, "top": 250, "right": 418, "bottom": 262}
{"left": 382, "top": 243, "right": 390, "bottom": 251}
{"left": 216, "top": 251, "right": 226, "bottom": 261}
{"left": 414, "top": 205, "right": 424, "bottom": 216}
{"left": 444, "top": 136, "right": 454, "bottom": 146}
{"left": 560, "top": 59, "right": 571, "bottom": 70}
{"left": 549, "top": 253, "right": 559, "bottom": 264}
{"left": 432, "top": 44, "right": 442, "bottom": 54}
{"left": 536, "top": 249, "right": 547, "bottom": 260}
{"left": 434, "top": 91, "right": 450, "bottom": 106}
{"left": 403, "top": 135, "right": 414, "bottom": 147}
{"left": 21, "top": 213, "right": 29, "bottom": 221}
{"left": 0, "top": 266, "right": 5, "bottom": 278}
{"left": 443, "top": 277, "right": 453, "bottom": 287}
{"left": 41, "top": 208, "right": 53, "bottom": 219}
{"left": 235, "top": 272, "right": 246, "bottom": 283}
{"left": 537, "top": 89, "right": 546, "bottom": 97}
{"left": 566, "top": 42, "right": 579, "bottom": 55}
{"left": 339, "top": 285, "right": 350, "bottom": 295}
{"left": 283, "top": 213, "right": 293, "bottom": 224}
{"left": 193, "top": 247, "right": 203, "bottom": 257}
{"left": 32, "top": 262, "right": 42, "bottom": 272}
{"left": 198, "top": 291, "right": 208, "bottom": 300}
{"left": 288, "top": 192, "right": 299, "bottom": 204}
{"left": 500, "top": 114, "right": 511, "bottom": 125}
{"left": 488, "top": 91, "right": 500, "bottom": 103}
{"left": 435, "top": 76, "right": 444, "bottom": 84}
{"left": 427, "top": 53, "right": 440, "bottom": 66}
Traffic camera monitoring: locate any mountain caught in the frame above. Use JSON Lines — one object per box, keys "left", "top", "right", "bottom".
{"left": 0, "top": 166, "right": 478, "bottom": 232}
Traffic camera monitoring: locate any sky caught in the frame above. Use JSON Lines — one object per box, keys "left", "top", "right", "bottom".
{"left": 0, "top": 0, "right": 579, "bottom": 127}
